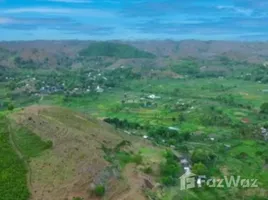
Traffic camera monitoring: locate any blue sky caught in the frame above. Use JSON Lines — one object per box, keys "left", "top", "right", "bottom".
{"left": 1, "top": 0, "right": 268, "bottom": 40}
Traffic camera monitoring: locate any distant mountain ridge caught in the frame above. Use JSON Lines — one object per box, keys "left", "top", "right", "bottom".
{"left": 1, "top": 40, "right": 268, "bottom": 69}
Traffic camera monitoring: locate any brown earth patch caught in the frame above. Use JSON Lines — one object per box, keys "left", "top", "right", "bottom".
{"left": 9, "top": 105, "right": 125, "bottom": 200}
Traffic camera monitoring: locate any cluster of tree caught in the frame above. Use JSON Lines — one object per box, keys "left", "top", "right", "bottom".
{"left": 160, "top": 151, "right": 181, "bottom": 186}
{"left": 200, "top": 107, "right": 233, "bottom": 127}
{"left": 14, "top": 56, "right": 36, "bottom": 69}
{"left": 148, "top": 127, "right": 191, "bottom": 145}
{"left": 0, "top": 101, "right": 15, "bottom": 111}
{"left": 201, "top": 83, "right": 234, "bottom": 92}
{"left": 104, "top": 118, "right": 142, "bottom": 129}
{"left": 79, "top": 42, "right": 155, "bottom": 59}
{"left": 217, "top": 55, "right": 248, "bottom": 66}
{"left": 235, "top": 123, "right": 263, "bottom": 140}
{"left": 191, "top": 148, "right": 216, "bottom": 166}
{"left": 215, "top": 94, "right": 252, "bottom": 109}
{"left": 191, "top": 148, "right": 215, "bottom": 175}
{"left": 242, "top": 64, "right": 268, "bottom": 83}
{"left": 171, "top": 59, "right": 200, "bottom": 75}
{"left": 170, "top": 58, "right": 230, "bottom": 78}
{"left": 196, "top": 70, "right": 228, "bottom": 78}
{"left": 104, "top": 68, "right": 141, "bottom": 88}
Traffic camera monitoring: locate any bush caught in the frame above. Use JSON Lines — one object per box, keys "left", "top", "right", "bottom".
{"left": 72, "top": 197, "right": 84, "bottom": 200}
{"left": 132, "top": 154, "right": 143, "bottom": 165}
{"left": 191, "top": 149, "right": 208, "bottom": 164}
{"left": 192, "top": 162, "right": 208, "bottom": 175}
{"left": 161, "top": 176, "right": 176, "bottom": 186}
{"left": 94, "top": 185, "right": 105, "bottom": 197}
{"left": 260, "top": 102, "right": 268, "bottom": 114}
{"left": 143, "top": 166, "right": 153, "bottom": 174}
{"left": 45, "top": 140, "right": 53, "bottom": 149}
{"left": 191, "top": 148, "right": 216, "bottom": 165}
{"left": 7, "top": 103, "right": 14, "bottom": 111}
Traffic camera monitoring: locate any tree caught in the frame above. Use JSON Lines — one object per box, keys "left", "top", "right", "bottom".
{"left": 191, "top": 149, "right": 208, "bottom": 164}
{"left": 192, "top": 162, "right": 208, "bottom": 175}
{"left": 7, "top": 103, "right": 14, "bottom": 111}
{"left": 260, "top": 102, "right": 268, "bottom": 114}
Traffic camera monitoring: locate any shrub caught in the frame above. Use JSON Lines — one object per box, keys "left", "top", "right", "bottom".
{"left": 132, "top": 154, "right": 143, "bottom": 165}
{"left": 191, "top": 149, "right": 208, "bottom": 164}
{"left": 94, "top": 185, "right": 105, "bottom": 197}
{"left": 191, "top": 148, "right": 216, "bottom": 165}
{"left": 192, "top": 162, "right": 208, "bottom": 175}
{"left": 45, "top": 140, "right": 53, "bottom": 149}
{"left": 161, "top": 176, "right": 176, "bottom": 186}
{"left": 260, "top": 102, "right": 268, "bottom": 114}
{"left": 143, "top": 166, "right": 153, "bottom": 174}
{"left": 72, "top": 197, "right": 84, "bottom": 200}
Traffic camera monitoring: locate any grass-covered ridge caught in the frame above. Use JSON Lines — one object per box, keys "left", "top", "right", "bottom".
{"left": 79, "top": 42, "right": 155, "bottom": 58}
{"left": 12, "top": 126, "right": 53, "bottom": 158}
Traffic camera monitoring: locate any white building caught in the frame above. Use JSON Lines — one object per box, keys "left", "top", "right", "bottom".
{"left": 96, "top": 86, "right": 104, "bottom": 93}
{"left": 148, "top": 94, "right": 161, "bottom": 99}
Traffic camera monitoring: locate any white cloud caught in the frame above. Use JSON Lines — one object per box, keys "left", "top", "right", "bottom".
{"left": 217, "top": 5, "right": 253, "bottom": 16}
{"left": 4, "top": 7, "right": 74, "bottom": 14}
{"left": 0, "top": 17, "right": 14, "bottom": 24}
{"left": 47, "top": 0, "right": 91, "bottom": 3}
{"left": 3, "top": 7, "right": 116, "bottom": 17}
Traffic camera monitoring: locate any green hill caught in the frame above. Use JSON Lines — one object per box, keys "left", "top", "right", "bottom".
{"left": 79, "top": 42, "right": 155, "bottom": 58}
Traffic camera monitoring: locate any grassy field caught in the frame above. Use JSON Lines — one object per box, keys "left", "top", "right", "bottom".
{"left": 35, "top": 78, "right": 268, "bottom": 134}
{"left": 12, "top": 126, "right": 52, "bottom": 158}
{"left": 1, "top": 75, "right": 268, "bottom": 200}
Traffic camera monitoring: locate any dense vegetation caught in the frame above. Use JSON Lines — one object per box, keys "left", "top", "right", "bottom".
{"left": 0, "top": 116, "right": 30, "bottom": 200}
{"left": 160, "top": 151, "right": 181, "bottom": 186}
{"left": 79, "top": 42, "right": 155, "bottom": 58}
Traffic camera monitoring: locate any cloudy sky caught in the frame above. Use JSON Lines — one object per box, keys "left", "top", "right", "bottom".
{"left": 1, "top": 0, "right": 268, "bottom": 40}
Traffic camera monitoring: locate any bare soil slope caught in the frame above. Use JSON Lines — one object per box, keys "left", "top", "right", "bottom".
{"left": 9, "top": 106, "right": 126, "bottom": 200}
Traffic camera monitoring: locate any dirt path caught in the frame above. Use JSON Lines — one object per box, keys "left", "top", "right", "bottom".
{"left": 8, "top": 124, "right": 33, "bottom": 199}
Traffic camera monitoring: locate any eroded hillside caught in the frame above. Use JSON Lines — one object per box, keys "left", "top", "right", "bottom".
{"left": 8, "top": 106, "right": 157, "bottom": 200}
